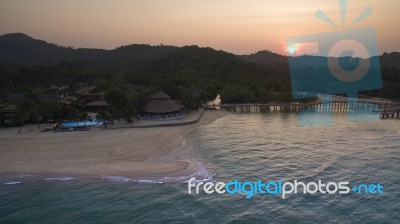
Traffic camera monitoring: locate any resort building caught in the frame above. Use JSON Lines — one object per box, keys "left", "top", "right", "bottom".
{"left": 84, "top": 99, "right": 110, "bottom": 112}
{"left": 142, "top": 91, "right": 184, "bottom": 119}
{"left": 75, "top": 86, "right": 96, "bottom": 96}
{"left": 0, "top": 104, "right": 17, "bottom": 126}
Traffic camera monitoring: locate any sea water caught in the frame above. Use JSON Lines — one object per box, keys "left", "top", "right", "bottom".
{"left": 1, "top": 113, "right": 399, "bottom": 223}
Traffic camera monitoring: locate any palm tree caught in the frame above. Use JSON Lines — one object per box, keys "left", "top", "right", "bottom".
{"left": 126, "top": 91, "right": 145, "bottom": 124}
{"left": 80, "top": 111, "right": 90, "bottom": 126}
{"left": 39, "top": 99, "right": 62, "bottom": 124}
{"left": 96, "top": 110, "right": 111, "bottom": 127}
{"left": 121, "top": 108, "right": 129, "bottom": 125}
{"left": 16, "top": 92, "right": 40, "bottom": 133}
{"left": 16, "top": 100, "right": 31, "bottom": 134}
{"left": 68, "top": 108, "right": 81, "bottom": 127}
{"left": 105, "top": 88, "right": 128, "bottom": 123}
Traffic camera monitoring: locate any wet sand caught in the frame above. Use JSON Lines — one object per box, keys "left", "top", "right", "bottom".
{"left": 0, "top": 110, "right": 229, "bottom": 180}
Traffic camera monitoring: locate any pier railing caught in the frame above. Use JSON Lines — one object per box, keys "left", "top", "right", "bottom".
{"left": 219, "top": 99, "right": 400, "bottom": 119}
{"left": 380, "top": 107, "right": 400, "bottom": 119}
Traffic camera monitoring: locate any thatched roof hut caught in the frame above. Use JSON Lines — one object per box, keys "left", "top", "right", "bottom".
{"left": 143, "top": 91, "right": 183, "bottom": 113}
{"left": 85, "top": 100, "right": 110, "bottom": 112}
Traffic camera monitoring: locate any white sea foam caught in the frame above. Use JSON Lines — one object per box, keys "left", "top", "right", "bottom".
{"left": 181, "top": 166, "right": 216, "bottom": 183}
{"left": 101, "top": 165, "right": 215, "bottom": 184}
{"left": 4, "top": 181, "right": 21, "bottom": 185}
{"left": 138, "top": 180, "right": 164, "bottom": 184}
{"left": 101, "top": 175, "right": 163, "bottom": 183}
{"left": 18, "top": 175, "right": 35, "bottom": 178}
{"left": 101, "top": 175, "right": 132, "bottom": 182}
{"left": 44, "top": 177, "right": 76, "bottom": 181}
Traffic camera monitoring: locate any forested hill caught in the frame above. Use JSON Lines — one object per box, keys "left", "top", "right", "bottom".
{"left": 239, "top": 50, "right": 287, "bottom": 64}
{"left": 0, "top": 33, "right": 105, "bottom": 64}
{"left": 0, "top": 33, "right": 291, "bottom": 66}
{"left": 0, "top": 33, "right": 399, "bottom": 102}
{"left": 0, "top": 33, "right": 180, "bottom": 66}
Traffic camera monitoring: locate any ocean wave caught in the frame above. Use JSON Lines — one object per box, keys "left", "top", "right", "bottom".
{"left": 17, "top": 174, "right": 36, "bottom": 178}
{"left": 1, "top": 175, "right": 78, "bottom": 185}
{"left": 101, "top": 166, "right": 215, "bottom": 184}
{"left": 44, "top": 177, "right": 77, "bottom": 181}
{"left": 4, "top": 181, "right": 21, "bottom": 185}
{"left": 138, "top": 180, "right": 164, "bottom": 184}
{"left": 101, "top": 175, "right": 133, "bottom": 183}
{"left": 101, "top": 175, "right": 164, "bottom": 184}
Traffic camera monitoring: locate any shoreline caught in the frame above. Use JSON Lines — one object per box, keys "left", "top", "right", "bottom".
{"left": 0, "top": 110, "right": 230, "bottom": 182}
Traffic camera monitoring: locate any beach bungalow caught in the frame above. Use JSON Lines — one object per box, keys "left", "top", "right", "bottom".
{"left": 85, "top": 99, "right": 110, "bottom": 112}
{"left": 46, "top": 85, "right": 71, "bottom": 98}
{"left": 75, "top": 86, "right": 96, "bottom": 95}
{"left": 1, "top": 104, "right": 17, "bottom": 126}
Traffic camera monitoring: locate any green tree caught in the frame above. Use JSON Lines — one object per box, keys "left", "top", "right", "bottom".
{"left": 221, "top": 84, "right": 238, "bottom": 103}
{"left": 105, "top": 88, "right": 127, "bottom": 109}
{"left": 68, "top": 108, "right": 81, "bottom": 127}
{"left": 80, "top": 111, "right": 90, "bottom": 126}
{"left": 16, "top": 92, "right": 40, "bottom": 133}
{"left": 105, "top": 88, "right": 128, "bottom": 123}
{"left": 126, "top": 92, "right": 139, "bottom": 118}
{"left": 40, "top": 99, "right": 62, "bottom": 124}
{"left": 176, "top": 88, "right": 192, "bottom": 113}
{"left": 95, "top": 110, "right": 111, "bottom": 127}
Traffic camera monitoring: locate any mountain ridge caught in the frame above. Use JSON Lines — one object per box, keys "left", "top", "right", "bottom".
{"left": 0, "top": 33, "right": 398, "bottom": 67}
{"left": 0, "top": 33, "right": 287, "bottom": 65}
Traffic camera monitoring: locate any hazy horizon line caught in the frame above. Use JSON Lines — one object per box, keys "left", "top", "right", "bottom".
{"left": 1, "top": 31, "right": 399, "bottom": 57}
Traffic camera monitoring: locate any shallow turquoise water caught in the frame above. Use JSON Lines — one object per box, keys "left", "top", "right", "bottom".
{"left": 1, "top": 113, "right": 399, "bottom": 223}
{"left": 62, "top": 120, "right": 103, "bottom": 128}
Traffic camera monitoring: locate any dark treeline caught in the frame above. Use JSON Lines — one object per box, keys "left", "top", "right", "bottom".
{"left": 0, "top": 45, "right": 293, "bottom": 103}
{"left": 1, "top": 51, "right": 399, "bottom": 104}
{"left": 0, "top": 33, "right": 399, "bottom": 103}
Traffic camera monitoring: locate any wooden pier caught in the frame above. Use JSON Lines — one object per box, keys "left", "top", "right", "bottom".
{"left": 219, "top": 98, "right": 400, "bottom": 119}
{"left": 380, "top": 107, "right": 400, "bottom": 119}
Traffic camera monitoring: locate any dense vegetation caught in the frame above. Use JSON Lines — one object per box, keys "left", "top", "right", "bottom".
{"left": 0, "top": 33, "right": 399, "bottom": 106}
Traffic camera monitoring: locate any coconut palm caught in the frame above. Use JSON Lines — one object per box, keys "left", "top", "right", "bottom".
{"left": 39, "top": 99, "right": 62, "bottom": 124}
{"left": 16, "top": 92, "right": 40, "bottom": 133}
{"left": 16, "top": 100, "right": 32, "bottom": 133}
{"left": 96, "top": 110, "right": 111, "bottom": 127}
{"left": 80, "top": 111, "right": 90, "bottom": 126}
{"left": 68, "top": 108, "right": 81, "bottom": 127}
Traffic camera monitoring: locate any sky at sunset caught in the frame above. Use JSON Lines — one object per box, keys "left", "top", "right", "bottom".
{"left": 0, "top": 0, "right": 399, "bottom": 55}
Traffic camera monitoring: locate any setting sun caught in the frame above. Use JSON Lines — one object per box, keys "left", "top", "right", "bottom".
{"left": 1, "top": 0, "right": 399, "bottom": 55}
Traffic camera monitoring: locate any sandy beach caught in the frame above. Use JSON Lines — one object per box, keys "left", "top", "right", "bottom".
{"left": 0, "top": 110, "right": 230, "bottom": 180}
